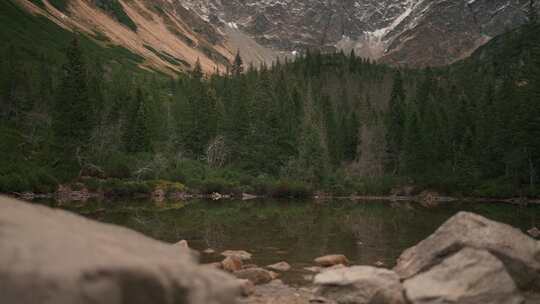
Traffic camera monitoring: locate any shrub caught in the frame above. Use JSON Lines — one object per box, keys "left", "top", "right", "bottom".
{"left": 269, "top": 180, "right": 313, "bottom": 199}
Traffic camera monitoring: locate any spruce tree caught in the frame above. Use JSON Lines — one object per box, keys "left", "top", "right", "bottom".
{"left": 52, "top": 37, "right": 93, "bottom": 154}
{"left": 386, "top": 70, "right": 406, "bottom": 173}
{"left": 232, "top": 50, "right": 244, "bottom": 76}
{"left": 125, "top": 88, "right": 152, "bottom": 153}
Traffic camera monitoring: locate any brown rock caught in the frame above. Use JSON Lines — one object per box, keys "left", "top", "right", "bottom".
{"left": 222, "top": 250, "right": 253, "bottom": 261}
{"left": 234, "top": 268, "right": 274, "bottom": 285}
{"left": 222, "top": 255, "right": 244, "bottom": 272}
{"left": 238, "top": 279, "right": 255, "bottom": 297}
{"left": 314, "top": 255, "right": 349, "bottom": 267}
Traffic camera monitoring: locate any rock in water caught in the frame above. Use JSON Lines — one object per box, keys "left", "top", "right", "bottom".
{"left": 404, "top": 248, "right": 523, "bottom": 304}
{"left": 314, "top": 255, "right": 349, "bottom": 267}
{"left": 394, "top": 211, "right": 540, "bottom": 290}
{"left": 0, "top": 196, "right": 240, "bottom": 304}
{"left": 266, "top": 261, "right": 291, "bottom": 272}
{"left": 314, "top": 266, "right": 405, "bottom": 304}
{"left": 222, "top": 255, "right": 244, "bottom": 272}
{"left": 528, "top": 227, "right": 540, "bottom": 238}
{"left": 222, "top": 250, "right": 253, "bottom": 261}
{"left": 234, "top": 268, "right": 274, "bottom": 285}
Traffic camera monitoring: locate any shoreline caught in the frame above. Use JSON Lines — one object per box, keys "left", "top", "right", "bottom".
{"left": 6, "top": 189, "right": 540, "bottom": 206}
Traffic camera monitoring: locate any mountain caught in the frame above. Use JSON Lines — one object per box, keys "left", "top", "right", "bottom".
{"left": 181, "top": 0, "right": 538, "bottom": 66}
{"left": 5, "top": 0, "right": 538, "bottom": 73}
{"left": 7, "top": 0, "right": 277, "bottom": 74}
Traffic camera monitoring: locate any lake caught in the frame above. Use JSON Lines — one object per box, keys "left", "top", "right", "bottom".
{"left": 34, "top": 198, "right": 540, "bottom": 286}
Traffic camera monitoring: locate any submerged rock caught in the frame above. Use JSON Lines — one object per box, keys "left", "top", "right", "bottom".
{"left": 234, "top": 268, "right": 274, "bottom": 285}
{"left": 0, "top": 196, "right": 240, "bottom": 304}
{"left": 404, "top": 248, "right": 523, "bottom": 304}
{"left": 394, "top": 211, "right": 540, "bottom": 290}
{"left": 314, "top": 266, "right": 405, "bottom": 304}
{"left": 314, "top": 255, "right": 349, "bottom": 267}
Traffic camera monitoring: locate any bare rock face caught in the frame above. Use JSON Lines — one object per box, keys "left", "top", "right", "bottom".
{"left": 0, "top": 196, "right": 240, "bottom": 304}
{"left": 404, "top": 248, "right": 524, "bottom": 304}
{"left": 180, "top": 0, "right": 538, "bottom": 66}
{"left": 314, "top": 266, "right": 405, "bottom": 304}
{"left": 394, "top": 211, "right": 540, "bottom": 290}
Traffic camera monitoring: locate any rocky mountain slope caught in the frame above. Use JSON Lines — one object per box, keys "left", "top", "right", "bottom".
{"left": 8, "top": 0, "right": 538, "bottom": 72}
{"left": 181, "top": 0, "right": 538, "bottom": 66}
{"left": 11, "top": 0, "right": 277, "bottom": 74}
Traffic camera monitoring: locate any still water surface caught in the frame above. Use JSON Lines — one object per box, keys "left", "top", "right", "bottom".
{"left": 35, "top": 199, "right": 540, "bottom": 286}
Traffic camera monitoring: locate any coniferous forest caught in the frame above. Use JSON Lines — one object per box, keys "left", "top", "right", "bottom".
{"left": 1, "top": 19, "right": 540, "bottom": 199}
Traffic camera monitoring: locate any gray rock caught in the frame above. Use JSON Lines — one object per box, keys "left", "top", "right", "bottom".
{"left": 0, "top": 196, "right": 240, "bottom": 304}
{"left": 394, "top": 211, "right": 540, "bottom": 289}
{"left": 266, "top": 261, "right": 292, "bottom": 272}
{"left": 404, "top": 248, "right": 524, "bottom": 304}
{"left": 314, "top": 266, "right": 405, "bottom": 304}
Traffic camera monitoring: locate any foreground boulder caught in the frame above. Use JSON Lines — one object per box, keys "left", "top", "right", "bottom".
{"left": 314, "top": 255, "right": 349, "bottom": 267}
{"left": 404, "top": 248, "right": 523, "bottom": 304}
{"left": 394, "top": 211, "right": 540, "bottom": 289}
{"left": 314, "top": 266, "right": 405, "bottom": 304}
{"left": 239, "top": 280, "right": 313, "bottom": 304}
{"left": 0, "top": 196, "right": 240, "bottom": 304}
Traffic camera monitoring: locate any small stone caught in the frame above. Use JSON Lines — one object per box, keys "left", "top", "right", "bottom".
{"left": 527, "top": 227, "right": 540, "bottom": 238}
{"left": 221, "top": 250, "right": 252, "bottom": 260}
{"left": 314, "top": 254, "right": 349, "bottom": 267}
{"left": 267, "top": 261, "right": 292, "bottom": 272}
{"left": 205, "top": 262, "right": 223, "bottom": 269}
{"left": 304, "top": 266, "right": 322, "bottom": 273}
{"left": 203, "top": 248, "right": 216, "bottom": 254}
{"left": 237, "top": 279, "right": 255, "bottom": 297}
{"left": 269, "top": 271, "right": 280, "bottom": 280}
{"left": 175, "top": 240, "right": 189, "bottom": 249}
{"left": 222, "top": 255, "right": 243, "bottom": 272}
{"left": 234, "top": 268, "right": 273, "bottom": 285}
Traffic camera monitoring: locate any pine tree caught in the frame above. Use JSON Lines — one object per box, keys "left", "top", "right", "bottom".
{"left": 125, "top": 88, "right": 152, "bottom": 153}
{"left": 232, "top": 50, "right": 244, "bottom": 76}
{"left": 52, "top": 37, "right": 93, "bottom": 154}
{"left": 385, "top": 70, "right": 406, "bottom": 173}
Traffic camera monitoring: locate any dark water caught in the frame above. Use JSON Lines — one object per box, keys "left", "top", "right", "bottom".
{"left": 34, "top": 198, "right": 540, "bottom": 286}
